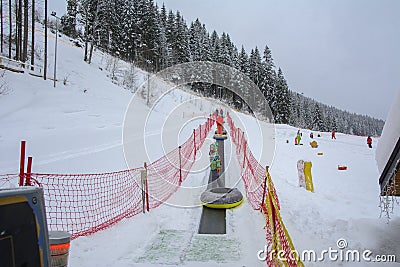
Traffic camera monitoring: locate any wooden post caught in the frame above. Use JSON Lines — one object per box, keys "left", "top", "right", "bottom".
{"left": 261, "top": 166, "right": 269, "bottom": 209}
{"left": 242, "top": 141, "right": 246, "bottom": 169}
{"left": 144, "top": 162, "right": 149, "bottom": 212}
{"left": 19, "top": 141, "right": 26, "bottom": 186}
{"left": 193, "top": 129, "right": 196, "bottom": 156}
{"left": 140, "top": 169, "right": 146, "bottom": 213}
{"left": 178, "top": 146, "right": 182, "bottom": 185}
{"left": 26, "top": 156, "right": 32, "bottom": 186}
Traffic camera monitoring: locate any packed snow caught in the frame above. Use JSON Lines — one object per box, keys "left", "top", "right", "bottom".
{"left": 0, "top": 24, "right": 399, "bottom": 267}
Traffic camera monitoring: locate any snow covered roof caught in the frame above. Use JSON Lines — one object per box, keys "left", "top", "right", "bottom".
{"left": 376, "top": 90, "right": 400, "bottom": 195}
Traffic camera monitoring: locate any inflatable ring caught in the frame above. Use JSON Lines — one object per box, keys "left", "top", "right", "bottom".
{"left": 213, "top": 130, "right": 228, "bottom": 140}
{"left": 213, "top": 134, "right": 228, "bottom": 140}
{"left": 200, "top": 187, "right": 243, "bottom": 209}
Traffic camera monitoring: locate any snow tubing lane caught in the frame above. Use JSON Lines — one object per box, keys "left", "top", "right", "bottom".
{"left": 200, "top": 187, "right": 243, "bottom": 209}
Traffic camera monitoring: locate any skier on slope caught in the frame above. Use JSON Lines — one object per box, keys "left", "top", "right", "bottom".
{"left": 367, "top": 136, "right": 373, "bottom": 148}
{"left": 295, "top": 132, "right": 302, "bottom": 145}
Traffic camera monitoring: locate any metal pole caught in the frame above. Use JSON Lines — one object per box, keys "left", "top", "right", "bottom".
{"left": 53, "top": 18, "right": 58, "bottom": 87}
{"left": 26, "top": 157, "right": 32, "bottom": 186}
{"left": 146, "top": 72, "right": 150, "bottom": 106}
{"left": 19, "top": 141, "right": 26, "bottom": 186}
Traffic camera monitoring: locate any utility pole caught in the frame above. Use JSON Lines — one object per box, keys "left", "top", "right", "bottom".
{"left": 51, "top": 12, "right": 60, "bottom": 87}
{"left": 31, "top": 0, "right": 35, "bottom": 70}
{"left": 44, "top": 0, "right": 48, "bottom": 80}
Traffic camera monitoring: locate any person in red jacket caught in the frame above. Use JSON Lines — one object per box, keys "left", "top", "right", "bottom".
{"left": 216, "top": 115, "right": 224, "bottom": 134}
{"left": 367, "top": 136, "right": 372, "bottom": 148}
{"left": 331, "top": 130, "right": 336, "bottom": 139}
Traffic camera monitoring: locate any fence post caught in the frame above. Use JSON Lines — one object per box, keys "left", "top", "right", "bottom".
{"left": 242, "top": 141, "right": 246, "bottom": 169}
{"left": 141, "top": 168, "right": 147, "bottom": 214}
{"left": 19, "top": 140, "right": 26, "bottom": 186}
{"left": 25, "top": 156, "right": 33, "bottom": 186}
{"left": 193, "top": 129, "right": 196, "bottom": 156}
{"left": 179, "top": 146, "right": 182, "bottom": 185}
{"left": 261, "top": 166, "right": 269, "bottom": 209}
{"left": 144, "top": 162, "right": 150, "bottom": 212}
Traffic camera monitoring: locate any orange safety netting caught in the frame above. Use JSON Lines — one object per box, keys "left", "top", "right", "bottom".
{"left": 1, "top": 116, "right": 214, "bottom": 240}
{"left": 227, "top": 112, "right": 303, "bottom": 267}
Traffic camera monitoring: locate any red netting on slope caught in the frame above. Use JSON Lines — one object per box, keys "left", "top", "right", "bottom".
{"left": 227, "top": 112, "right": 303, "bottom": 267}
{"left": 12, "top": 116, "right": 215, "bottom": 240}
{"left": 226, "top": 112, "right": 279, "bottom": 210}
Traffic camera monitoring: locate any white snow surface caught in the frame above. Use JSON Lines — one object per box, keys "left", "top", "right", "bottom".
{"left": 0, "top": 27, "right": 399, "bottom": 267}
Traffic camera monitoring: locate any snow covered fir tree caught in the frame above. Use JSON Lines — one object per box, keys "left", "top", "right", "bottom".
{"left": 58, "top": 0, "right": 383, "bottom": 135}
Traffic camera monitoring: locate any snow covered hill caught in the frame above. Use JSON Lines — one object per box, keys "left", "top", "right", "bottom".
{"left": 0, "top": 27, "right": 399, "bottom": 267}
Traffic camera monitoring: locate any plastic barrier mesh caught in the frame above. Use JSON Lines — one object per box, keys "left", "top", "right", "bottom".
{"left": 227, "top": 112, "right": 303, "bottom": 267}
{"left": 1, "top": 116, "right": 214, "bottom": 240}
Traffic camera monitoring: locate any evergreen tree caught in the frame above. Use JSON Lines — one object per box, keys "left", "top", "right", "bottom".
{"left": 61, "top": 0, "right": 78, "bottom": 37}
{"left": 313, "top": 103, "right": 324, "bottom": 130}
{"left": 274, "top": 68, "right": 291, "bottom": 124}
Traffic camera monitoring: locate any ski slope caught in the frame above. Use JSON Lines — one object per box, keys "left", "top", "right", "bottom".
{"left": 0, "top": 26, "right": 399, "bottom": 266}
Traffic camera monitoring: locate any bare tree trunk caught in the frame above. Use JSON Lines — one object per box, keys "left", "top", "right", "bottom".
{"left": 44, "top": 0, "right": 47, "bottom": 79}
{"left": 30, "top": 0, "right": 34, "bottom": 69}
{"left": 15, "top": 0, "right": 20, "bottom": 60}
{"left": 15, "top": 0, "right": 22, "bottom": 60}
{"left": 8, "top": 0, "right": 11, "bottom": 58}
{"left": 84, "top": 15, "right": 88, "bottom": 61}
{"left": 88, "top": 3, "right": 100, "bottom": 64}
{"left": 1, "top": 0, "right": 3, "bottom": 54}
{"left": 22, "top": 0, "right": 28, "bottom": 61}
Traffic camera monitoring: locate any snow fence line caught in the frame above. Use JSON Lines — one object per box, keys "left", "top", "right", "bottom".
{"left": 226, "top": 112, "right": 304, "bottom": 267}
{"left": 1, "top": 115, "right": 215, "bottom": 240}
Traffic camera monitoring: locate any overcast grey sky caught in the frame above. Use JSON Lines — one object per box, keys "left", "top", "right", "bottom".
{"left": 50, "top": 0, "right": 400, "bottom": 120}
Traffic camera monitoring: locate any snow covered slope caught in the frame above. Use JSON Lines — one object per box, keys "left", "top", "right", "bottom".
{"left": 0, "top": 26, "right": 399, "bottom": 267}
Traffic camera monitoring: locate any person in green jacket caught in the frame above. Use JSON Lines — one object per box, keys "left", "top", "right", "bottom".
{"left": 210, "top": 152, "right": 221, "bottom": 172}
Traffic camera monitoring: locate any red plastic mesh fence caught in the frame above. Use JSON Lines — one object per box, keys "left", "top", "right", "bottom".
{"left": 227, "top": 112, "right": 303, "bottom": 267}
{"left": 1, "top": 116, "right": 214, "bottom": 240}
{"left": 226, "top": 112, "right": 276, "bottom": 210}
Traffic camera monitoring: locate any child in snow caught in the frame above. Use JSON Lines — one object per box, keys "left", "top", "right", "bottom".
{"left": 209, "top": 144, "right": 216, "bottom": 162}
{"left": 210, "top": 152, "right": 221, "bottom": 172}
{"left": 367, "top": 136, "right": 372, "bottom": 148}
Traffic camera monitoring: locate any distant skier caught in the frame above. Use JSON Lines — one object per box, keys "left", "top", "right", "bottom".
{"left": 367, "top": 136, "right": 372, "bottom": 148}
{"left": 310, "top": 132, "right": 314, "bottom": 139}
{"left": 295, "top": 133, "right": 301, "bottom": 145}
{"left": 331, "top": 130, "right": 336, "bottom": 139}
